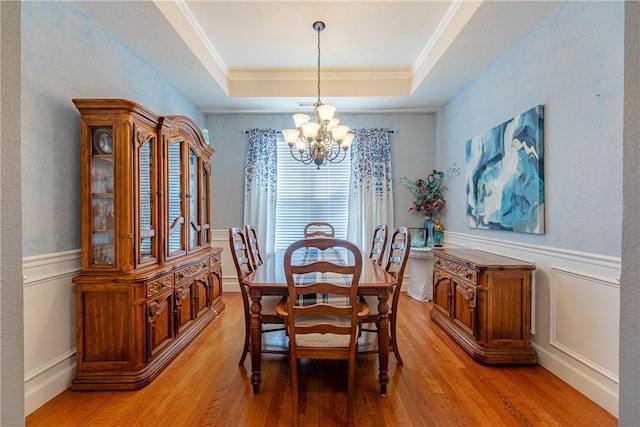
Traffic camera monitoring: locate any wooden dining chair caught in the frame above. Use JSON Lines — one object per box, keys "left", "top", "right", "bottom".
{"left": 359, "top": 226, "right": 411, "bottom": 365}
{"left": 244, "top": 224, "right": 264, "bottom": 268}
{"left": 303, "top": 221, "right": 335, "bottom": 238}
{"left": 368, "top": 224, "right": 388, "bottom": 266}
{"left": 228, "top": 227, "right": 285, "bottom": 366}
{"left": 276, "top": 238, "right": 369, "bottom": 426}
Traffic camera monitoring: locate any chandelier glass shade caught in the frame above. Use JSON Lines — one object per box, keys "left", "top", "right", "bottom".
{"left": 282, "top": 21, "right": 354, "bottom": 169}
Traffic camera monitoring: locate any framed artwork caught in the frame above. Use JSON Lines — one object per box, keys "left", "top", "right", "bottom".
{"left": 465, "top": 105, "right": 545, "bottom": 234}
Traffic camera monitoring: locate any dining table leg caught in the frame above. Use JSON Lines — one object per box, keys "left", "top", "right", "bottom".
{"left": 376, "top": 290, "right": 390, "bottom": 395}
{"left": 249, "top": 290, "right": 263, "bottom": 394}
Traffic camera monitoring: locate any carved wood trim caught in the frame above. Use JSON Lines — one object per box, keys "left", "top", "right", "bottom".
{"left": 176, "top": 260, "right": 209, "bottom": 281}
{"left": 146, "top": 275, "right": 174, "bottom": 298}
{"left": 147, "top": 294, "right": 170, "bottom": 322}
{"left": 135, "top": 127, "right": 155, "bottom": 148}
{"left": 437, "top": 258, "right": 477, "bottom": 283}
{"left": 164, "top": 125, "right": 191, "bottom": 142}
{"left": 175, "top": 282, "right": 191, "bottom": 305}
{"left": 455, "top": 280, "right": 477, "bottom": 308}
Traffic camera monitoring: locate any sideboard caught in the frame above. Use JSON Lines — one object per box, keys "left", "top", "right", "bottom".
{"left": 430, "top": 248, "right": 537, "bottom": 364}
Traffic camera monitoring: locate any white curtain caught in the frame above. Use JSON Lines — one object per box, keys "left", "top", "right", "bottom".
{"left": 347, "top": 128, "right": 394, "bottom": 251}
{"left": 243, "top": 129, "right": 278, "bottom": 259}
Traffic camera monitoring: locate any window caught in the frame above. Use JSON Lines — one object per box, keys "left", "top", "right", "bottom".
{"left": 274, "top": 136, "right": 351, "bottom": 250}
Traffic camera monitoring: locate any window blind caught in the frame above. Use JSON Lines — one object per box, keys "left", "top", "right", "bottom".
{"left": 274, "top": 136, "right": 351, "bottom": 250}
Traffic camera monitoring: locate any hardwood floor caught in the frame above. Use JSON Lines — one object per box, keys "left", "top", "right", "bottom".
{"left": 26, "top": 293, "right": 617, "bottom": 426}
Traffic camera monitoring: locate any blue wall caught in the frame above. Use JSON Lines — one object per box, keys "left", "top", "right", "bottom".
{"left": 436, "top": 1, "right": 623, "bottom": 257}
{"left": 21, "top": 1, "right": 204, "bottom": 256}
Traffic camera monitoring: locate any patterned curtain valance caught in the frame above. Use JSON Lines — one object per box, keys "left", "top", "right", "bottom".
{"left": 350, "top": 128, "right": 393, "bottom": 201}
{"left": 245, "top": 128, "right": 277, "bottom": 199}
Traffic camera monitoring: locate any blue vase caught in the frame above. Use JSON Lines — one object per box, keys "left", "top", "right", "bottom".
{"left": 423, "top": 219, "right": 435, "bottom": 248}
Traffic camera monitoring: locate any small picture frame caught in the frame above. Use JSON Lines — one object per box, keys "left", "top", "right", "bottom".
{"left": 92, "top": 128, "right": 113, "bottom": 155}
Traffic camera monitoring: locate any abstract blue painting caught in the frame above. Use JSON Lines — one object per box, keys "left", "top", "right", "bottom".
{"left": 466, "top": 105, "right": 544, "bottom": 234}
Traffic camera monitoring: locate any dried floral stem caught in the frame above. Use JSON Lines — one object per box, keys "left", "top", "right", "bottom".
{"left": 399, "top": 166, "right": 460, "bottom": 216}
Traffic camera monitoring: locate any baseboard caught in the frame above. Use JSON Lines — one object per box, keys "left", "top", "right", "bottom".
{"left": 24, "top": 351, "right": 76, "bottom": 416}
{"left": 534, "top": 343, "right": 619, "bottom": 416}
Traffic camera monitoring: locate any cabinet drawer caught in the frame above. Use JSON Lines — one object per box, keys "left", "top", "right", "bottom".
{"left": 210, "top": 253, "right": 221, "bottom": 267}
{"left": 146, "top": 274, "right": 174, "bottom": 298}
{"left": 175, "top": 260, "right": 209, "bottom": 283}
{"left": 434, "top": 258, "right": 477, "bottom": 284}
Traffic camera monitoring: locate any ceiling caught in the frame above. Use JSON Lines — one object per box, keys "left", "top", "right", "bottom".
{"left": 76, "top": 1, "right": 561, "bottom": 114}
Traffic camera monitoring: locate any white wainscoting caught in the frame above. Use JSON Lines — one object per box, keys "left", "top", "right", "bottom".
{"left": 445, "top": 231, "right": 620, "bottom": 417}
{"left": 24, "top": 231, "right": 621, "bottom": 417}
{"left": 550, "top": 267, "right": 619, "bottom": 382}
{"left": 212, "top": 229, "right": 241, "bottom": 292}
{"left": 23, "top": 250, "right": 80, "bottom": 416}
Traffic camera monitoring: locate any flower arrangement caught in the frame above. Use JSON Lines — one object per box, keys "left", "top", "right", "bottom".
{"left": 400, "top": 166, "right": 459, "bottom": 217}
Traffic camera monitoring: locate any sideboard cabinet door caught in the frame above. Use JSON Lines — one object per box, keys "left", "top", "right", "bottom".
{"left": 451, "top": 277, "right": 477, "bottom": 339}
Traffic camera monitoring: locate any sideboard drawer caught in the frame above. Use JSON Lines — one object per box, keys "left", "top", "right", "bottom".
{"left": 146, "top": 274, "right": 174, "bottom": 298}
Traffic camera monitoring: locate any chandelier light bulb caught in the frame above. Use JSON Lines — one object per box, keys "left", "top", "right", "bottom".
{"left": 300, "top": 121, "right": 321, "bottom": 139}
{"left": 295, "top": 139, "right": 307, "bottom": 153}
{"left": 283, "top": 129, "right": 300, "bottom": 147}
{"left": 316, "top": 104, "right": 336, "bottom": 123}
{"left": 327, "top": 118, "right": 340, "bottom": 130}
{"left": 293, "top": 114, "right": 311, "bottom": 128}
{"left": 341, "top": 133, "right": 354, "bottom": 149}
{"left": 330, "top": 125, "right": 350, "bottom": 142}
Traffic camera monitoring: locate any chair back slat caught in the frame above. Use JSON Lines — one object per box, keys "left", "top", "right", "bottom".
{"left": 229, "top": 227, "right": 254, "bottom": 279}
{"left": 368, "top": 224, "right": 388, "bottom": 266}
{"left": 303, "top": 222, "right": 335, "bottom": 238}
{"left": 244, "top": 224, "right": 264, "bottom": 268}
{"left": 384, "top": 226, "right": 411, "bottom": 318}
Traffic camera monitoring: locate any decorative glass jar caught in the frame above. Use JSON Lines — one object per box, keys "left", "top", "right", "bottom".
{"left": 409, "top": 228, "right": 426, "bottom": 247}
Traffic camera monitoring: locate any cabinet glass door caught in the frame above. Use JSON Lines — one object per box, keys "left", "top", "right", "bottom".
{"left": 202, "top": 166, "right": 210, "bottom": 245}
{"left": 167, "top": 140, "right": 185, "bottom": 256}
{"left": 90, "top": 127, "right": 115, "bottom": 266}
{"left": 137, "top": 128, "right": 157, "bottom": 265}
{"left": 189, "top": 149, "right": 201, "bottom": 249}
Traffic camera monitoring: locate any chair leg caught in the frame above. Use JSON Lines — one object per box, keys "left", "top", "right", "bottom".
{"left": 390, "top": 318, "right": 403, "bottom": 366}
{"left": 238, "top": 315, "right": 250, "bottom": 366}
{"left": 290, "top": 352, "right": 299, "bottom": 426}
{"left": 347, "top": 355, "right": 356, "bottom": 426}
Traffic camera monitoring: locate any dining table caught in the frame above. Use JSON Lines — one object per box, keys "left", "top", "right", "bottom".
{"left": 241, "top": 247, "right": 397, "bottom": 395}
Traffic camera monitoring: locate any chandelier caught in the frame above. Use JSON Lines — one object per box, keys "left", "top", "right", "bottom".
{"left": 282, "top": 21, "right": 354, "bottom": 169}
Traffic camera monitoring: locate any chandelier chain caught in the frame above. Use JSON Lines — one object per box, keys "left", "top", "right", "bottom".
{"left": 317, "top": 26, "right": 321, "bottom": 104}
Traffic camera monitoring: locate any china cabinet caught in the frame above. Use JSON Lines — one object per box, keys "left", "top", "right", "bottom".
{"left": 71, "top": 99, "right": 223, "bottom": 390}
{"left": 431, "top": 249, "right": 537, "bottom": 364}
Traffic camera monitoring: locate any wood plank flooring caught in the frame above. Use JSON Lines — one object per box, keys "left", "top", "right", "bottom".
{"left": 26, "top": 293, "right": 617, "bottom": 426}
